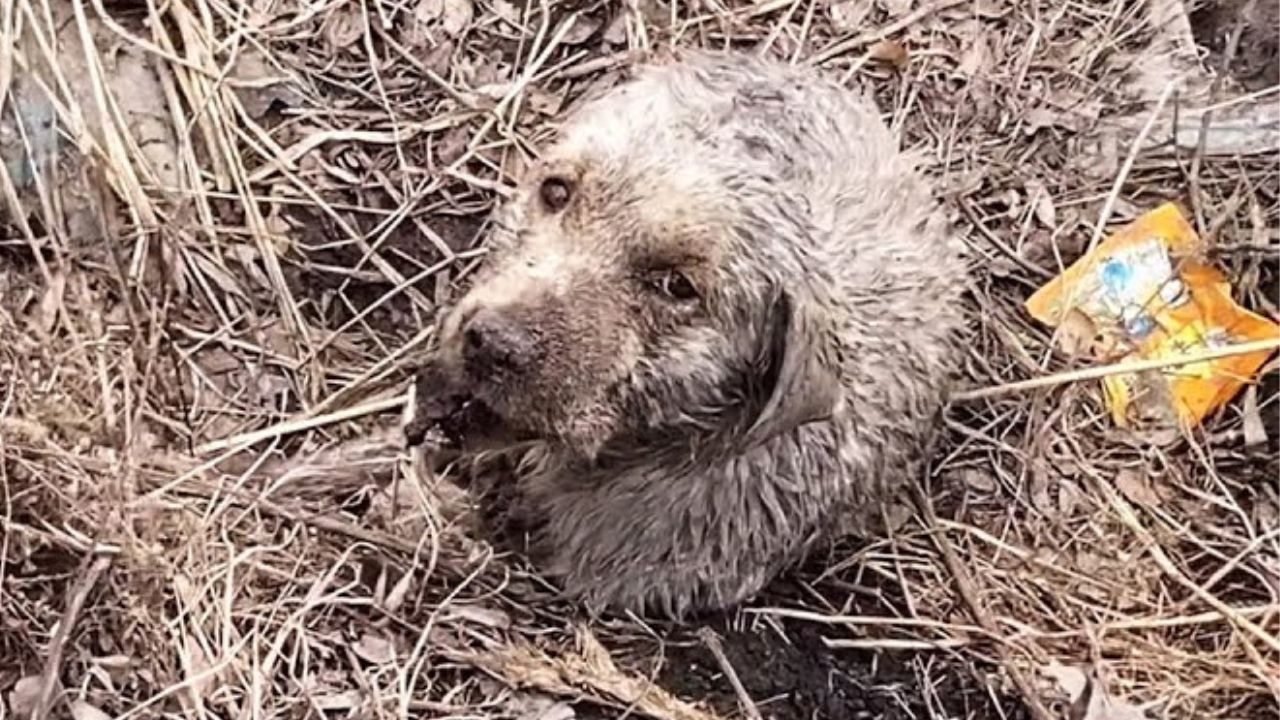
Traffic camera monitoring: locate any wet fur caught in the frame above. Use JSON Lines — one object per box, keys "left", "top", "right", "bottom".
{"left": 414, "top": 50, "right": 968, "bottom": 618}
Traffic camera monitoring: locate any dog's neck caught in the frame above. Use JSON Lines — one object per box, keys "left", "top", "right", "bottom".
{"left": 570, "top": 406, "right": 772, "bottom": 475}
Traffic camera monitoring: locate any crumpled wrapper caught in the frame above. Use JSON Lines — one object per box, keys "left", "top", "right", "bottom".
{"left": 1025, "top": 203, "right": 1278, "bottom": 428}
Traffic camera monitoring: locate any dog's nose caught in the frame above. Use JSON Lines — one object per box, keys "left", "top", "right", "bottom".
{"left": 462, "top": 308, "right": 536, "bottom": 374}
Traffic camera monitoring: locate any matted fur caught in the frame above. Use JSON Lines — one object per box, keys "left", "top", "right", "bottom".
{"left": 408, "top": 49, "right": 968, "bottom": 618}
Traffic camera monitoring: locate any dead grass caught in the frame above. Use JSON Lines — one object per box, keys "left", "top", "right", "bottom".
{"left": 1, "top": 0, "right": 1277, "bottom": 718}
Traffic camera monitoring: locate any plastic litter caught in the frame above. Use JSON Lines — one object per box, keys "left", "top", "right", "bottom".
{"left": 1025, "top": 203, "right": 1279, "bottom": 428}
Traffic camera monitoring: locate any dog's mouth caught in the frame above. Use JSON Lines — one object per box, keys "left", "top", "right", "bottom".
{"left": 403, "top": 360, "right": 521, "bottom": 451}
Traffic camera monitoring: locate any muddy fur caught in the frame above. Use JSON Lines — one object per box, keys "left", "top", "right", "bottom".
{"left": 408, "top": 49, "right": 968, "bottom": 619}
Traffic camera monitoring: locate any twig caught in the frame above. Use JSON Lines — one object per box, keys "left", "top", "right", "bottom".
{"left": 955, "top": 337, "right": 1280, "bottom": 402}
{"left": 808, "top": 0, "right": 966, "bottom": 65}
{"left": 909, "top": 483, "right": 1056, "bottom": 720}
{"left": 554, "top": 49, "right": 639, "bottom": 79}
{"left": 1047, "top": 80, "right": 1177, "bottom": 357}
{"left": 32, "top": 552, "right": 114, "bottom": 720}
{"left": 174, "top": 478, "right": 424, "bottom": 558}
{"left": 696, "top": 628, "right": 764, "bottom": 720}
{"left": 1187, "top": 0, "right": 1253, "bottom": 235}
{"left": 748, "top": 607, "right": 986, "bottom": 637}
{"left": 823, "top": 637, "right": 970, "bottom": 650}
{"left": 193, "top": 393, "right": 408, "bottom": 454}
{"left": 959, "top": 199, "right": 1053, "bottom": 280}
{"left": 1099, "top": 481, "right": 1280, "bottom": 655}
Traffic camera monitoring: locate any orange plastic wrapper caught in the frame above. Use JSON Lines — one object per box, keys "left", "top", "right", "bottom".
{"left": 1025, "top": 203, "right": 1279, "bottom": 429}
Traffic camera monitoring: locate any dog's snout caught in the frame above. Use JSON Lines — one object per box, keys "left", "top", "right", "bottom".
{"left": 462, "top": 308, "right": 536, "bottom": 374}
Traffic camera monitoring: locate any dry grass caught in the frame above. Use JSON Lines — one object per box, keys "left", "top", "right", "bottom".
{"left": 1, "top": 0, "right": 1277, "bottom": 718}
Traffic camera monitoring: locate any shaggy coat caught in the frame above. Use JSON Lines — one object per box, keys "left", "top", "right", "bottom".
{"left": 406, "top": 49, "right": 967, "bottom": 618}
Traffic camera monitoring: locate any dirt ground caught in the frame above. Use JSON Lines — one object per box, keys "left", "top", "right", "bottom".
{"left": 651, "top": 572, "right": 1031, "bottom": 720}
{"left": 2, "top": 0, "right": 1278, "bottom": 719}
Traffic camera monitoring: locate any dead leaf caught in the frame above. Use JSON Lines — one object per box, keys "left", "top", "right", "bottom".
{"left": 187, "top": 251, "right": 248, "bottom": 299}
{"left": 502, "top": 691, "right": 577, "bottom": 720}
{"left": 253, "top": 368, "right": 292, "bottom": 407}
{"left": 1023, "top": 106, "right": 1066, "bottom": 134}
{"left": 70, "top": 701, "right": 112, "bottom": 720}
{"left": 878, "top": 0, "right": 913, "bottom": 17}
{"left": 562, "top": 14, "right": 602, "bottom": 45}
{"left": 259, "top": 321, "right": 298, "bottom": 359}
{"left": 435, "top": 125, "right": 469, "bottom": 166}
{"left": 463, "top": 627, "right": 721, "bottom": 720}
{"left": 264, "top": 208, "right": 291, "bottom": 240}
{"left": 1021, "top": 228, "right": 1055, "bottom": 267}
{"left": 1250, "top": 198, "right": 1268, "bottom": 248}
{"left": 1089, "top": 700, "right": 1150, "bottom": 720}
{"left": 353, "top": 633, "right": 397, "bottom": 665}
{"left": 444, "top": 0, "right": 475, "bottom": 35}
{"left": 36, "top": 271, "right": 66, "bottom": 334}
{"left": 1075, "top": 549, "right": 1104, "bottom": 574}
{"left": 1115, "top": 468, "right": 1161, "bottom": 507}
{"left": 602, "top": 12, "right": 628, "bottom": 45}
{"left": 1258, "top": 551, "right": 1280, "bottom": 597}
{"left": 524, "top": 86, "right": 564, "bottom": 117}
{"left": 873, "top": 500, "right": 909, "bottom": 532}
{"left": 0, "top": 418, "right": 51, "bottom": 443}
{"left": 422, "top": 39, "right": 455, "bottom": 74}
{"left": 634, "top": 0, "right": 670, "bottom": 28}
{"left": 868, "top": 39, "right": 909, "bottom": 68}
{"left": 957, "top": 33, "right": 991, "bottom": 76}
{"left": 528, "top": 702, "right": 576, "bottom": 720}
{"left": 382, "top": 569, "right": 414, "bottom": 613}
{"left": 179, "top": 633, "right": 216, "bottom": 710}
{"left": 492, "top": 0, "right": 521, "bottom": 24}
{"left": 1055, "top": 308, "right": 1098, "bottom": 358}
{"left": 416, "top": 0, "right": 444, "bottom": 21}
{"left": 829, "top": 0, "right": 874, "bottom": 31}
{"left": 1253, "top": 482, "right": 1279, "bottom": 529}
{"left": 1107, "top": 197, "right": 1142, "bottom": 223}
{"left": 313, "top": 690, "right": 361, "bottom": 710}
{"left": 1043, "top": 662, "right": 1150, "bottom": 720}
{"left": 323, "top": 8, "right": 363, "bottom": 49}
{"left": 1057, "top": 478, "right": 1087, "bottom": 516}
{"left": 972, "top": 0, "right": 1005, "bottom": 17}
{"left": 988, "top": 256, "right": 1019, "bottom": 279}
{"left": 865, "top": 41, "right": 908, "bottom": 68}
{"left": 20, "top": 7, "right": 176, "bottom": 200}
{"left": 229, "top": 48, "right": 305, "bottom": 120}
{"left": 8, "top": 675, "right": 42, "bottom": 717}
{"left": 1076, "top": 130, "right": 1120, "bottom": 180}
{"left": 228, "top": 244, "right": 272, "bottom": 292}
{"left": 1029, "top": 465, "right": 1054, "bottom": 514}
{"left": 1242, "top": 385, "right": 1267, "bottom": 447}
{"left": 1025, "top": 178, "right": 1057, "bottom": 228}
{"left": 113, "top": 50, "right": 178, "bottom": 188}
{"left": 1043, "top": 662, "right": 1088, "bottom": 701}
{"left": 471, "top": 82, "right": 513, "bottom": 105}
{"left": 961, "top": 469, "right": 997, "bottom": 493}
{"left": 423, "top": 0, "right": 474, "bottom": 36}
{"left": 444, "top": 604, "right": 513, "bottom": 629}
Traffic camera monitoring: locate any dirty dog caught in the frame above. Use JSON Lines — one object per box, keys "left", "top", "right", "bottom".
{"left": 405, "top": 49, "right": 967, "bottom": 618}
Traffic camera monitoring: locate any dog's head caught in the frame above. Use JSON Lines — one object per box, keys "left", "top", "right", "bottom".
{"left": 408, "top": 58, "right": 845, "bottom": 460}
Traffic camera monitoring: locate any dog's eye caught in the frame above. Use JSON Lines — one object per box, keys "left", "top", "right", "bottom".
{"left": 539, "top": 177, "right": 573, "bottom": 212}
{"left": 655, "top": 270, "right": 699, "bottom": 301}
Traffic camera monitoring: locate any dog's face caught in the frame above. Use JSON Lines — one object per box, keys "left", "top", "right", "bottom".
{"left": 408, "top": 63, "right": 843, "bottom": 460}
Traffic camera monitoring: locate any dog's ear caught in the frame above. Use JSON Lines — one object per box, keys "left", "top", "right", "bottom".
{"left": 744, "top": 289, "right": 844, "bottom": 445}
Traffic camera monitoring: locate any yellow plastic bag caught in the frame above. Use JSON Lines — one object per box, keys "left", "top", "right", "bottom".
{"left": 1025, "top": 203, "right": 1279, "bottom": 428}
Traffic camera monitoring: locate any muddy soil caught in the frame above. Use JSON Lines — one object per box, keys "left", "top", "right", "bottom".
{"left": 647, "top": 578, "right": 1027, "bottom": 720}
